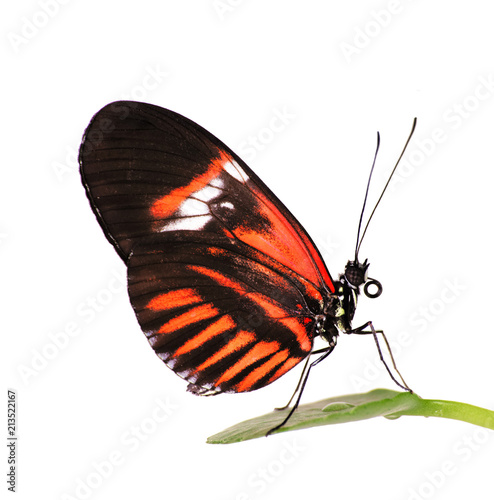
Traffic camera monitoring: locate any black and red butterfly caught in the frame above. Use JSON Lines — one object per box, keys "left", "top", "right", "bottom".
{"left": 79, "top": 101, "right": 413, "bottom": 434}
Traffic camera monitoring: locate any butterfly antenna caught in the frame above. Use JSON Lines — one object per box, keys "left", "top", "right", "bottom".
{"left": 354, "top": 132, "right": 381, "bottom": 262}
{"left": 356, "top": 118, "right": 417, "bottom": 259}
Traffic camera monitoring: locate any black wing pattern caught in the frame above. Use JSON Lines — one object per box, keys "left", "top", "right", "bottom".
{"left": 79, "top": 101, "right": 336, "bottom": 394}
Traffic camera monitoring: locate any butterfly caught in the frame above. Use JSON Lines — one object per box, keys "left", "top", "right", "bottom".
{"left": 79, "top": 101, "right": 414, "bottom": 434}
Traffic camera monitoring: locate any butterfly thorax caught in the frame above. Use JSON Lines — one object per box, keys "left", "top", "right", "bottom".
{"left": 316, "top": 259, "right": 374, "bottom": 343}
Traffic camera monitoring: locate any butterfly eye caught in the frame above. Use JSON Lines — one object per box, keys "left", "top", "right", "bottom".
{"left": 363, "top": 279, "right": 382, "bottom": 298}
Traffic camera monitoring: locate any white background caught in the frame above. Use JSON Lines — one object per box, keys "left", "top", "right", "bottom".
{"left": 2, "top": 1, "right": 494, "bottom": 499}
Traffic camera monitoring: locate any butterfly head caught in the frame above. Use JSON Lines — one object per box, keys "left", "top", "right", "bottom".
{"left": 344, "top": 259, "right": 382, "bottom": 299}
{"left": 344, "top": 259, "right": 369, "bottom": 288}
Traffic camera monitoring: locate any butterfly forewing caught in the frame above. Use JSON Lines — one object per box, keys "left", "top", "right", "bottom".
{"left": 79, "top": 101, "right": 336, "bottom": 394}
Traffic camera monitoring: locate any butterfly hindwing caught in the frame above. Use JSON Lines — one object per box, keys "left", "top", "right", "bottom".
{"left": 128, "top": 232, "right": 316, "bottom": 394}
{"left": 79, "top": 101, "right": 336, "bottom": 394}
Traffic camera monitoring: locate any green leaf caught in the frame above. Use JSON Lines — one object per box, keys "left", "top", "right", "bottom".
{"left": 207, "top": 389, "right": 494, "bottom": 444}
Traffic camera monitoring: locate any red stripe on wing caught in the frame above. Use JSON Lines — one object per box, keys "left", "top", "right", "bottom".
{"left": 193, "top": 330, "right": 255, "bottom": 373}
{"left": 155, "top": 303, "right": 219, "bottom": 335}
{"left": 232, "top": 186, "right": 335, "bottom": 294}
{"left": 150, "top": 151, "right": 227, "bottom": 219}
{"left": 234, "top": 349, "right": 291, "bottom": 392}
{"left": 265, "top": 356, "right": 304, "bottom": 386}
{"left": 174, "top": 315, "right": 236, "bottom": 356}
{"left": 189, "top": 265, "right": 312, "bottom": 353}
{"left": 146, "top": 289, "right": 203, "bottom": 311}
{"left": 216, "top": 340, "right": 281, "bottom": 386}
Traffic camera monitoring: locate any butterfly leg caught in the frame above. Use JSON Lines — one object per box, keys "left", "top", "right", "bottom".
{"left": 274, "top": 346, "right": 332, "bottom": 412}
{"left": 266, "top": 341, "right": 337, "bottom": 436}
{"left": 273, "top": 355, "right": 311, "bottom": 412}
{"left": 349, "top": 321, "right": 413, "bottom": 393}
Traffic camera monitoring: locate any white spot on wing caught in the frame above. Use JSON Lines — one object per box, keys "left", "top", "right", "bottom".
{"left": 165, "top": 357, "right": 176, "bottom": 368}
{"left": 223, "top": 159, "right": 249, "bottom": 183}
{"left": 178, "top": 197, "right": 209, "bottom": 217}
{"left": 155, "top": 171, "right": 233, "bottom": 233}
{"left": 158, "top": 353, "right": 171, "bottom": 363}
{"left": 220, "top": 201, "right": 234, "bottom": 210}
{"left": 160, "top": 215, "right": 211, "bottom": 232}
{"left": 193, "top": 185, "right": 223, "bottom": 203}
{"left": 210, "top": 176, "right": 224, "bottom": 189}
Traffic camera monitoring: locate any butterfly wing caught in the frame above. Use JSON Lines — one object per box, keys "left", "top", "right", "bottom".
{"left": 80, "top": 101, "right": 336, "bottom": 394}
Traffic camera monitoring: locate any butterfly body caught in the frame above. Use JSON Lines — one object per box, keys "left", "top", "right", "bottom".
{"left": 79, "top": 101, "right": 377, "bottom": 398}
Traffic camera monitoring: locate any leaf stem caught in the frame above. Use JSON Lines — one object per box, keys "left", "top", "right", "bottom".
{"left": 392, "top": 398, "right": 494, "bottom": 430}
